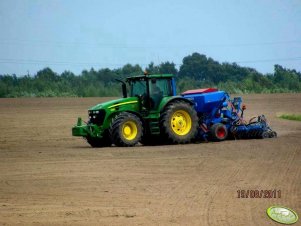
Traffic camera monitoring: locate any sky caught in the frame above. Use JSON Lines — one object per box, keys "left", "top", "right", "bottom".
{"left": 0, "top": 0, "right": 301, "bottom": 76}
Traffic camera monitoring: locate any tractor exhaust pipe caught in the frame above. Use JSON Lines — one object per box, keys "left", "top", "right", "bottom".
{"left": 115, "top": 79, "right": 127, "bottom": 98}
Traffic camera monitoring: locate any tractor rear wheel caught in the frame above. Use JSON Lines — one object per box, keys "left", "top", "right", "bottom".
{"left": 160, "top": 101, "right": 198, "bottom": 144}
{"left": 110, "top": 112, "right": 143, "bottom": 147}
{"left": 210, "top": 123, "right": 228, "bottom": 141}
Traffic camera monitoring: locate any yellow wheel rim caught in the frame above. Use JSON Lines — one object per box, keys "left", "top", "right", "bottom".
{"left": 122, "top": 121, "right": 138, "bottom": 140}
{"left": 170, "top": 110, "right": 192, "bottom": 136}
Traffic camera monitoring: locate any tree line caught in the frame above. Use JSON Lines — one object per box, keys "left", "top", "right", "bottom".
{"left": 0, "top": 52, "right": 300, "bottom": 97}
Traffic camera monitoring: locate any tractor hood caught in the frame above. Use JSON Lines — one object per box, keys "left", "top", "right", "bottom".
{"left": 89, "top": 97, "right": 139, "bottom": 111}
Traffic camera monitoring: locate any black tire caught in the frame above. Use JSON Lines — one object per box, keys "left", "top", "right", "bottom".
{"left": 86, "top": 131, "right": 112, "bottom": 148}
{"left": 270, "top": 131, "right": 277, "bottom": 138}
{"left": 110, "top": 112, "right": 143, "bottom": 147}
{"left": 160, "top": 101, "right": 198, "bottom": 144}
{"left": 261, "top": 131, "right": 270, "bottom": 139}
{"left": 210, "top": 123, "right": 228, "bottom": 141}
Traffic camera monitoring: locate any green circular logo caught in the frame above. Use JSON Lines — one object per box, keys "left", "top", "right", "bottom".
{"left": 267, "top": 206, "right": 298, "bottom": 224}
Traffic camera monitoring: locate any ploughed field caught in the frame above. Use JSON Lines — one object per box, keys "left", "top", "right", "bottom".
{"left": 0, "top": 94, "right": 300, "bottom": 226}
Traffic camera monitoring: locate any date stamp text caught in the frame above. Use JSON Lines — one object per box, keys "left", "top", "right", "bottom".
{"left": 237, "top": 189, "right": 281, "bottom": 198}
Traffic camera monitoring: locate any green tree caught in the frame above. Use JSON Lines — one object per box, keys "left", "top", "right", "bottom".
{"left": 179, "top": 53, "right": 210, "bottom": 81}
{"left": 159, "top": 61, "right": 178, "bottom": 75}
{"left": 145, "top": 62, "right": 160, "bottom": 74}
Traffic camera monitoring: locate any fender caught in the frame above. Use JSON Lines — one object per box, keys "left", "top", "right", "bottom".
{"left": 159, "top": 96, "right": 194, "bottom": 113}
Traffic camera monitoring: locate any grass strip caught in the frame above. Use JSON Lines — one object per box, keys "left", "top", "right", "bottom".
{"left": 279, "top": 114, "right": 301, "bottom": 121}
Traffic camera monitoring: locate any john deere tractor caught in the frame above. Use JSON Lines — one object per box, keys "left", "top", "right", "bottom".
{"left": 72, "top": 73, "right": 198, "bottom": 147}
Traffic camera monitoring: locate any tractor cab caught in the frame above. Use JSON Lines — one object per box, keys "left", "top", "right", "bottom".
{"left": 126, "top": 74, "right": 176, "bottom": 110}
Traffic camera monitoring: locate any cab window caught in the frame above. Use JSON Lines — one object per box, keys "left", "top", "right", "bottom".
{"left": 130, "top": 79, "right": 147, "bottom": 97}
{"left": 149, "top": 78, "right": 172, "bottom": 97}
{"left": 149, "top": 78, "right": 172, "bottom": 109}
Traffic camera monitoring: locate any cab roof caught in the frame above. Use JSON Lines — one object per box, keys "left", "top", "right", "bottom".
{"left": 126, "top": 74, "right": 174, "bottom": 81}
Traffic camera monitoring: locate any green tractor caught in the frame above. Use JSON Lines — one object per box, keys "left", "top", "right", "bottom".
{"left": 72, "top": 73, "right": 198, "bottom": 147}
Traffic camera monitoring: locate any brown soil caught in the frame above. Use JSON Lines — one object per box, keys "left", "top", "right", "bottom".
{"left": 0, "top": 94, "right": 300, "bottom": 226}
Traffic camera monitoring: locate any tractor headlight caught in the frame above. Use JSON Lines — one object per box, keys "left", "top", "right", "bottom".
{"left": 88, "top": 109, "right": 106, "bottom": 125}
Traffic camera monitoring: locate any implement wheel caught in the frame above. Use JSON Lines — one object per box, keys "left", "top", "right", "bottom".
{"left": 160, "top": 101, "right": 198, "bottom": 144}
{"left": 110, "top": 112, "right": 143, "bottom": 147}
{"left": 210, "top": 123, "right": 228, "bottom": 141}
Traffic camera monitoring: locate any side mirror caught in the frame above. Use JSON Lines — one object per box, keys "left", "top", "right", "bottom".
{"left": 242, "top": 104, "right": 246, "bottom": 110}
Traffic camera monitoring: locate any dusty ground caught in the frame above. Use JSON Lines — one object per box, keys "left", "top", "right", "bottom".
{"left": 0, "top": 94, "right": 300, "bottom": 226}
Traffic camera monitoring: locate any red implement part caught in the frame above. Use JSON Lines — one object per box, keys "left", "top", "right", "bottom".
{"left": 181, "top": 88, "right": 218, "bottom": 95}
{"left": 217, "top": 127, "right": 226, "bottom": 139}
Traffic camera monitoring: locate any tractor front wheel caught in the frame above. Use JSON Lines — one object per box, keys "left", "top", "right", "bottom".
{"left": 110, "top": 112, "right": 143, "bottom": 147}
{"left": 160, "top": 101, "right": 198, "bottom": 144}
